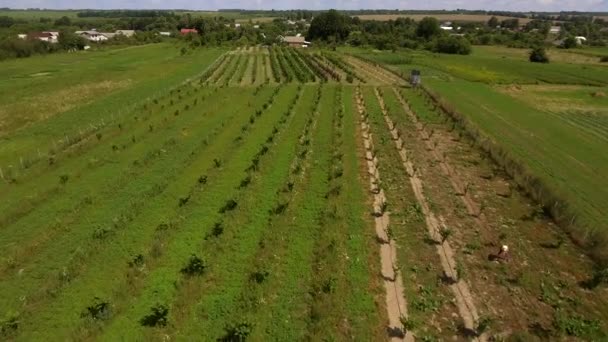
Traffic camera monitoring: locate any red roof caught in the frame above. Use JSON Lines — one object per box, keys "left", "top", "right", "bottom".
{"left": 180, "top": 28, "right": 198, "bottom": 35}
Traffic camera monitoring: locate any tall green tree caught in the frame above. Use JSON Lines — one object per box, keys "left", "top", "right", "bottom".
{"left": 487, "top": 16, "right": 499, "bottom": 28}
{"left": 58, "top": 31, "right": 87, "bottom": 51}
{"left": 307, "top": 9, "right": 351, "bottom": 42}
{"left": 416, "top": 17, "right": 441, "bottom": 40}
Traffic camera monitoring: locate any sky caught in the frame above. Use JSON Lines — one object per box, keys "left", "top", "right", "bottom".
{"left": 0, "top": 0, "right": 607, "bottom": 12}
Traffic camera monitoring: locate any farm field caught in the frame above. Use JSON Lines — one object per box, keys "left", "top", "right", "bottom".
{"left": 2, "top": 44, "right": 608, "bottom": 341}
{"left": 354, "top": 14, "right": 534, "bottom": 24}
{"left": 352, "top": 47, "right": 608, "bottom": 255}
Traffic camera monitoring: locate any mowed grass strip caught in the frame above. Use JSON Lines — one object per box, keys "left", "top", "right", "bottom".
{"left": 95, "top": 85, "right": 299, "bottom": 341}
{"left": 1, "top": 87, "right": 275, "bottom": 339}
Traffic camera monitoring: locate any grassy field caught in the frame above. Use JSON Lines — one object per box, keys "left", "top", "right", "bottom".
{"left": 355, "top": 13, "right": 534, "bottom": 24}
{"left": 0, "top": 45, "right": 392, "bottom": 341}
{"left": 0, "top": 44, "right": 224, "bottom": 170}
{"left": 2, "top": 44, "right": 608, "bottom": 340}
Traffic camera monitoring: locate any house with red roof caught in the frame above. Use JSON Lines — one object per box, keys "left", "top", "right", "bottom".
{"left": 180, "top": 28, "right": 198, "bottom": 35}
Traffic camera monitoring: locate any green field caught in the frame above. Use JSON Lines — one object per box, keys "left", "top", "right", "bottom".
{"left": 2, "top": 44, "right": 608, "bottom": 340}
{"left": 353, "top": 46, "right": 608, "bottom": 254}
{"left": 0, "top": 45, "right": 392, "bottom": 341}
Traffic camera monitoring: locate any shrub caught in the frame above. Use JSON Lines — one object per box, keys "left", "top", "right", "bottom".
{"left": 561, "top": 36, "right": 578, "bottom": 49}
{"left": 180, "top": 254, "right": 207, "bottom": 276}
{"left": 220, "top": 321, "right": 253, "bottom": 341}
{"left": 128, "top": 254, "right": 145, "bottom": 268}
{"left": 439, "top": 227, "right": 453, "bottom": 243}
{"left": 210, "top": 222, "right": 224, "bottom": 237}
{"left": 82, "top": 297, "right": 111, "bottom": 321}
{"left": 59, "top": 174, "right": 69, "bottom": 184}
{"left": 198, "top": 175, "right": 208, "bottom": 184}
{"left": 239, "top": 176, "right": 251, "bottom": 188}
{"left": 219, "top": 199, "right": 238, "bottom": 213}
{"left": 250, "top": 270, "right": 269, "bottom": 284}
{"left": 140, "top": 304, "right": 169, "bottom": 327}
{"left": 0, "top": 312, "right": 19, "bottom": 336}
{"left": 433, "top": 36, "right": 472, "bottom": 55}
{"left": 178, "top": 195, "right": 191, "bottom": 207}
{"left": 529, "top": 47, "right": 549, "bottom": 63}
{"left": 600, "top": 56, "right": 608, "bottom": 63}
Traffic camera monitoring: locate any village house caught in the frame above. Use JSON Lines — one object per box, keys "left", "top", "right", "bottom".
{"left": 281, "top": 35, "right": 311, "bottom": 48}
{"left": 76, "top": 30, "right": 109, "bottom": 42}
{"left": 159, "top": 31, "right": 172, "bottom": 36}
{"left": 19, "top": 31, "right": 60, "bottom": 43}
{"left": 116, "top": 30, "right": 135, "bottom": 37}
{"left": 440, "top": 21, "right": 453, "bottom": 31}
{"left": 549, "top": 26, "right": 561, "bottom": 34}
{"left": 180, "top": 28, "right": 198, "bottom": 35}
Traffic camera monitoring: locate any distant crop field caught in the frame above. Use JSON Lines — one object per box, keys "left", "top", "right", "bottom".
{"left": 355, "top": 13, "right": 533, "bottom": 24}
{"left": 0, "top": 10, "right": 81, "bottom": 19}
{"left": 235, "top": 16, "right": 277, "bottom": 23}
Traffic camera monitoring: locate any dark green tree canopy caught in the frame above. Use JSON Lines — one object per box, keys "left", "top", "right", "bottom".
{"left": 416, "top": 17, "right": 442, "bottom": 40}
{"left": 307, "top": 9, "right": 351, "bottom": 42}
{"left": 529, "top": 46, "right": 550, "bottom": 63}
{"left": 487, "top": 16, "right": 499, "bottom": 28}
{"left": 433, "top": 36, "right": 472, "bottom": 54}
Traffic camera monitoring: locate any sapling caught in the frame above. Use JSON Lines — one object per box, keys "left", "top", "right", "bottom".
{"left": 439, "top": 227, "right": 453, "bottom": 243}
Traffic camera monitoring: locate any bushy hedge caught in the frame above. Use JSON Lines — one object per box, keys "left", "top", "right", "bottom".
{"left": 433, "top": 36, "right": 472, "bottom": 55}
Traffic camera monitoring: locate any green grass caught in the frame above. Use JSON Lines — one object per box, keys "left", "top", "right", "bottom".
{"left": 0, "top": 44, "right": 225, "bottom": 168}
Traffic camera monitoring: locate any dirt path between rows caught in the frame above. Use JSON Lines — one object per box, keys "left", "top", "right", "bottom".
{"left": 356, "top": 88, "right": 413, "bottom": 342}
{"left": 374, "top": 88, "right": 485, "bottom": 340}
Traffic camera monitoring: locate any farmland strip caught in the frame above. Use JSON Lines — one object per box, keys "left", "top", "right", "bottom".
{"left": 356, "top": 87, "right": 412, "bottom": 341}
{"left": 368, "top": 87, "right": 483, "bottom": 338}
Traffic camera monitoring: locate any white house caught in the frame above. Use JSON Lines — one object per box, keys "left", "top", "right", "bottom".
{"left": 440, "top": 22, "right": 454, "bottom": 31}
{"left": 27, "top": 31, "right": 60, "bottom": 43}
{"left": 575, "top": 36, "right": 587, "bottom": 44}
{"left": 76, "top": 31, "right": 109, "bottom": 42}
{"left": 17, "top": 34, "right": 27, "bottom": 39}
{"left": 116, "top": 30, "right": 135, "bottom": 37}
{"left": 159, "top": 31, "right": 171, "bottom": 36}
{"left": 549, "top": 26, "right": 561, "bottom": 34}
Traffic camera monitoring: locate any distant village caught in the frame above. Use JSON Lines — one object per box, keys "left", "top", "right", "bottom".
{"left": 17, "top": 19, "right": 314, "bottom": 49}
